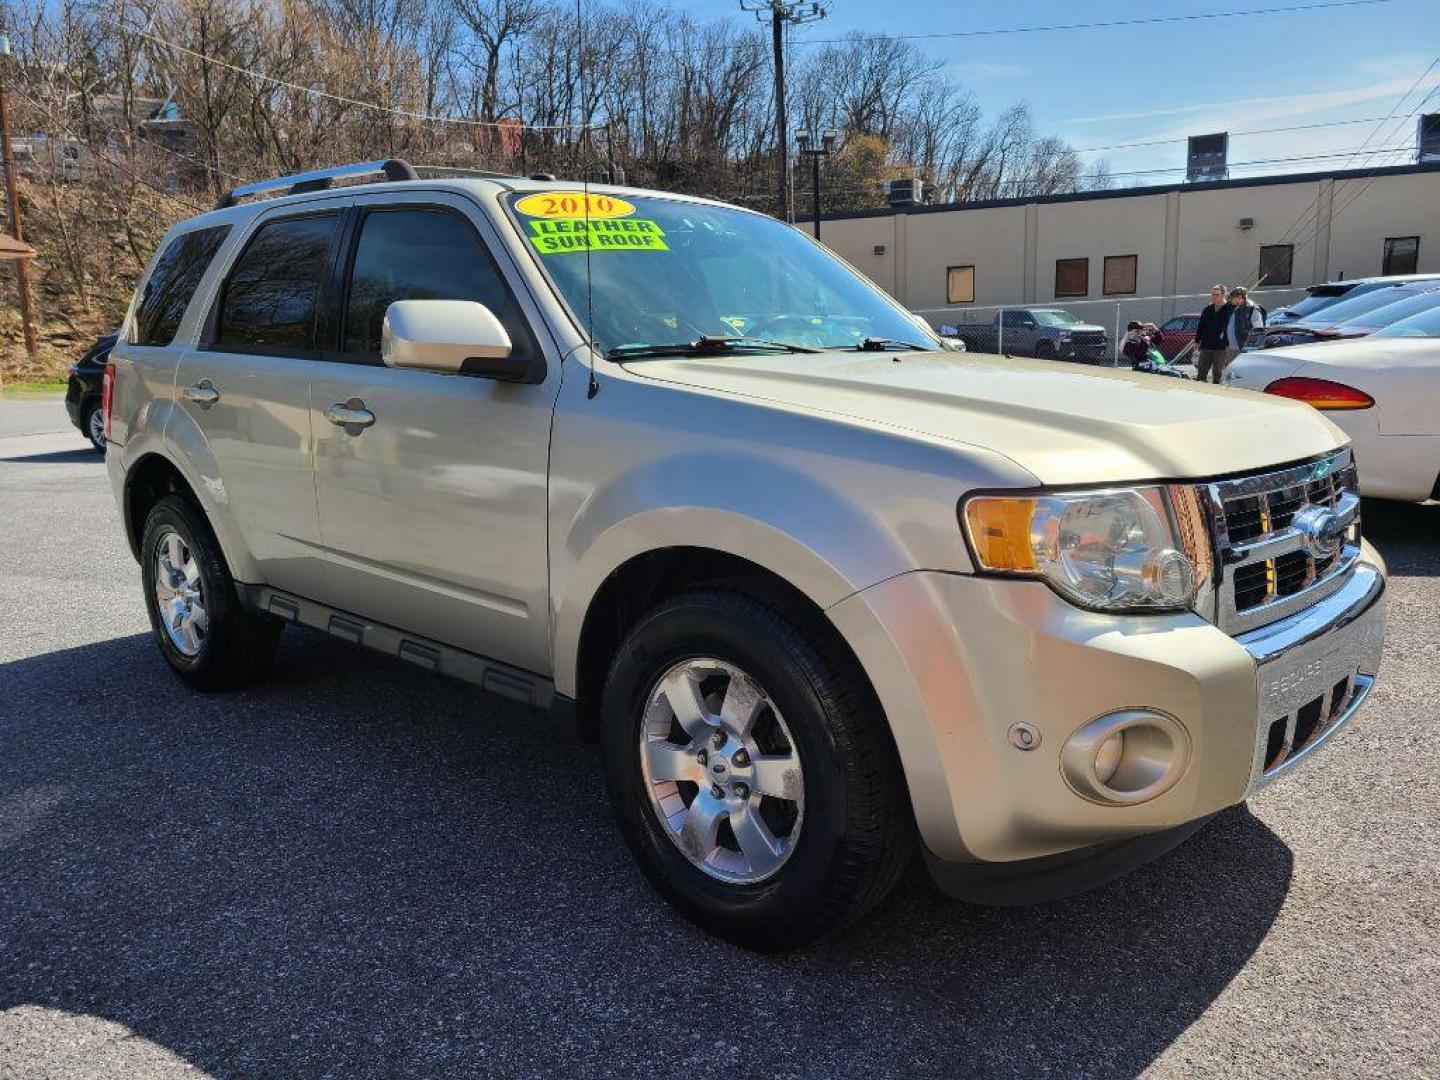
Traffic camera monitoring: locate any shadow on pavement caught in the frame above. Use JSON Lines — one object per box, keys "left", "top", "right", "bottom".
{"left": 1362, "top": 499, "right": 1440, "bottom": 577}
{"left": 0, "top": 630, "right": 1292, "bottom": 1079}
{"left": 0, "top": 447, "right": 102, "bottom": 465}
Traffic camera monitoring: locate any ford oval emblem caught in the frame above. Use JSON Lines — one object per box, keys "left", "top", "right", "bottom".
{"left": 1292, "top": 504, "right": 1345, "bottom": 560}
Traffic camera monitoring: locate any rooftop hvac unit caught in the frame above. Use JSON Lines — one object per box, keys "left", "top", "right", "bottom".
{"left": 1186, "top": 133, "right": 1229, "bottom": 182}
{"left": 1419, "top": 114, "right": 1440, "bottom": 163}
{"left": 884, "top": 178, "right": 924, "bottom": 207}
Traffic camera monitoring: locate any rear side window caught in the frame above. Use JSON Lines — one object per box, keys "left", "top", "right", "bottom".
{"left": 216, "top": 214, "right": 340, "bottom": 351}
{"left": 341, "top": 208, "right": 534, "bottom": 361}
{"left": 131, "top": 225, "right": 231, "bottom": 346}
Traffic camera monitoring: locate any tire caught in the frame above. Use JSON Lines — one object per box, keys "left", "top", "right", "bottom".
{"left": 1034, "top": 340, "right": 1056, "bottom": 360}
{"left": 139, "top": 493, "right": 281, "bottom": 690}
{"left": 82, "top": 400, "right": 106, "bottom": 452}
{"left": 600, "top": 587, "right": 913, "bottom": 951}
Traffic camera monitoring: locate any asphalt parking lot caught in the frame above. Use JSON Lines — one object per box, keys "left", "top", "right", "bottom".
{"left": 1, "top": 396, "right": 1437, "bottom": 1079}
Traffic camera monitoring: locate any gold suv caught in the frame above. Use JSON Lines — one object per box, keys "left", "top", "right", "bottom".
{"left": 102, "top": 161, "right": 1386, "bottom": 950}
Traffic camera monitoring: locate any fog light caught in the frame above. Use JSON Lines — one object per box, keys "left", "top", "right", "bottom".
{"left": 1061, "top": 709, "right": 1191, "bottom": 806}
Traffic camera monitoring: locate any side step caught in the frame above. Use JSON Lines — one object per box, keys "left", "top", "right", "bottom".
{"left": 236, "top": 583, "right": 554, "bottom": 711}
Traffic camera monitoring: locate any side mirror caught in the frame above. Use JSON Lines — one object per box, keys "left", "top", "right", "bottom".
{"left": 381, "top": 299, "right": 529, "bottom": 381}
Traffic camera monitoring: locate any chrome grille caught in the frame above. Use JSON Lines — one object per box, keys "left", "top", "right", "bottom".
{"left": 1205, "top": 448, "right": 1361, "bottom": 635}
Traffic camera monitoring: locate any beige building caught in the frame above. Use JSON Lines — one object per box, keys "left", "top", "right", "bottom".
{"left": 802, "top": 161, "right": 1440, "bottom": 328}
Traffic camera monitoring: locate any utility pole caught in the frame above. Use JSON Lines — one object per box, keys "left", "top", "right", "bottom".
{"left": 0, "top": 34, "right": 37, "bottom": 362}
{"left": 740, "top": 1, "right": 826, "bottom": 222}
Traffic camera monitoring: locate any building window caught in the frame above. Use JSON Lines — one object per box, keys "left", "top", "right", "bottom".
{"left": 1383, "top": 236, "right": 1419, "bottom": 276}
{"left": 946, "top": 265, "right": 975, "bottom": 304}
{"left": 1103, "top": 255, "right": 1138, "bottom": 296}
{"left": 1055, "top": 258, "right": 1089, "bottom": 298}
{"left": 1258, "top": 244, "right": 1294, "bottom": 287}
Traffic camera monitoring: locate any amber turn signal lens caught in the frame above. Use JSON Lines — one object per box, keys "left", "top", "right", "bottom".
{"left": 1264, "top": 376, "right": 1374, "bottom": 410}
{"left": 963, "top": 497, "right": 1038, "bottom": 571}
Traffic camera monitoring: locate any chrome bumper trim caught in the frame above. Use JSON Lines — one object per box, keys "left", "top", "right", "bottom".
{"left": 1257, "top": 674, "right": 1374, "bottom": 787}
{"left": 1239, "top": 561, "right": 1385, "bottom": 792}
{"left": 1237, "top": 561, "right": 1384, "bottom": 665}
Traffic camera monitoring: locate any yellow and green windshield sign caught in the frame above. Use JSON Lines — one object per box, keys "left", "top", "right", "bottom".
{"left": 527, "top": 217, "right": 668, "bottom": 255}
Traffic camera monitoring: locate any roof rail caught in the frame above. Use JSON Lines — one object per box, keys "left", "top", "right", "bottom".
{"left": 214, "top": 159, "right": 419, "bottom": 210}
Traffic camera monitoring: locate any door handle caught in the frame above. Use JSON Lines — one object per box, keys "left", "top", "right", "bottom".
{"left": 324, "top": 399, "right": 376, "bottom": 432}
{"left": 184, "top": 381, "right": 220, "bottom": 407}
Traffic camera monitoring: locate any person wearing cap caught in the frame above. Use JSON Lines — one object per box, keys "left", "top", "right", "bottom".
{"left": 1225, "top": 286, "right": 1265, "bottom": 362}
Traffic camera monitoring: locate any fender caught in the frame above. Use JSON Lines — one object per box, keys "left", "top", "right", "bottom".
{"left": 114, "top": 398, "right": 261, "bottom": 584}
{"left": 551, "top": 444, "right": 968, "bottom": 700}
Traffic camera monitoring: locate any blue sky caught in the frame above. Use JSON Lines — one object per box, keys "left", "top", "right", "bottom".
{"left": 681, "top": 0, "right": 1440, "bottom": 184}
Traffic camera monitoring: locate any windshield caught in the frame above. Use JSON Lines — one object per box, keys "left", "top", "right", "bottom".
{"left": 1032, "top": 310, "right": 1082, "bottom": 327}
{"left": 1372, "top": 303, "right": 1440, "bottom": 339}
{"left": 1297, "top": 284, "right": 1422, "bottom": 327}
{"left": 1279, "top": 286, "right": 1353, "bottom": 320}
{"left": 1332, "top": 286, "right": 1440, "bottom": 330}
{"left": 506, "top": 191, "right": 934, "bottom": 355}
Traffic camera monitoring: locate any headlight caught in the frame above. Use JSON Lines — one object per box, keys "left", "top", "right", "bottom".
{"left": 961, "top": 486, "right": 1212, "bottom": 611}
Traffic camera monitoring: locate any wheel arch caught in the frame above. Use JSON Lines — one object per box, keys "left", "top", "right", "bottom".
{"left": 561, "top": 541, "right": 873, "bottom": 743}
{"left": 123, "top": 453, "right": 199, "bottom": 560}
{"left": 121, "top": 451, "right": 255, "bottom": 581}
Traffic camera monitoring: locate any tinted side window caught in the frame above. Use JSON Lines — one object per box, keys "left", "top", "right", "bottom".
{"left": 216, "top": 214, "right": 339, "bottom": 351}
{"left": 131, "top": 225, "right": 231, "bottom": 346}
{"left": 342, "top": 209, "right": 532, "bottom": 360}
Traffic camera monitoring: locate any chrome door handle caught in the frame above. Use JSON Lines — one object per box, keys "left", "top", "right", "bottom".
{"left": 184, "top": 382, "right": 219, "bottom": 407}
{"left": 324, "top": 399, "right": 376, "bottom": 431}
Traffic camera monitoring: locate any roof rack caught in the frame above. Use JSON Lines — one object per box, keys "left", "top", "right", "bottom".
{"left": 214, "top": 158, "right": 419, "bottom": 209}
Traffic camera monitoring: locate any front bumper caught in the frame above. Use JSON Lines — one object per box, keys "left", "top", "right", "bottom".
{"left": 827, "top": 552, "right": 1386, "bottom": 869}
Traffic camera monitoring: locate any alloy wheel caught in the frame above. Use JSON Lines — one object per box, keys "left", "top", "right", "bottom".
{"left": 639, "top": 658, "right": 804, "bottom": 884}
{"left": 153, "top": 530, "right": 208, "bottom": 656}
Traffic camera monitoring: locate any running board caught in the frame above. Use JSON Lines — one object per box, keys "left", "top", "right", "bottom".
{"left": 235, "top": 584, "right": 554, "bottom": 711}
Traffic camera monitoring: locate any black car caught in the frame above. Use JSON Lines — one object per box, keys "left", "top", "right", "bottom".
{"left": 65, "top": 333, "right": 116, "bottom": 452}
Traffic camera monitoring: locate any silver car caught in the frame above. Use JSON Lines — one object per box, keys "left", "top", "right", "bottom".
{"left": 103, "top": 161, "right": 1387, "bottom": 950}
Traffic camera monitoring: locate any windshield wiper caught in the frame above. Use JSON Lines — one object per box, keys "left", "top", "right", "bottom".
{"left": 606, "top": 335, "right": 820, "bottom": 360}
{"left": 854, "top": 336, "right": 930, "bottom": 351}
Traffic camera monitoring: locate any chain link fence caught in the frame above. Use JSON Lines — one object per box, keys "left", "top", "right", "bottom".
{"left": 913, "top": 289, "right": 1308, "bottom": 368}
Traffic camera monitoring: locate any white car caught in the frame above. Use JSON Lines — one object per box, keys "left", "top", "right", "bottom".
{"left": 1226, "top": 307, "right": 1440, "bottom": 502}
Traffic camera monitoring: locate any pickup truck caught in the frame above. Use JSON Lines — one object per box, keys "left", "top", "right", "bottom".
{"left": 102, "top": 160, "right": 1386, "bottom": 951}
{"left": 942, "top": 307, "right": 1109, "bottom": 362}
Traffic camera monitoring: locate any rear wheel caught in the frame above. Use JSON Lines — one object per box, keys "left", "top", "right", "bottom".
{"left": 82, "top": 401, "right": 106, "bottom": 452}
{"left": 140, "top": 494, "right": 281, "bottom": 690}
{"left": 600, "top": 587, "right": 912, "bottom": 951}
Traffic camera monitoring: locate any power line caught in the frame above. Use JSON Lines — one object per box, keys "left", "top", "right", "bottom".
{"left": 130, "top": 26, "right": 599, "bottom": 132}
{"left": 1074, "top": 114, "right": 1395, "bottom": 155}
{"left": 1281, "top": 83, "right": 1440, "bottom": 265}
{"left": 1268, "top": 56, "right": 1439, "bottom": 249}
{"left": 722, "top": 0, "right": 1401, "bottom": 50}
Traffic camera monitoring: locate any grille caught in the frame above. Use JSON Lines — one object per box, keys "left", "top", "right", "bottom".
{"left": 1070, "top": 331, "right": 1106, "bottom": 349}
{"left": 1206, "top": 449, "right": 1361, "bottom": 634}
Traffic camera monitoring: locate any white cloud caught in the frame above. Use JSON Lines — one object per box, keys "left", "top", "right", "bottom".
{"left": 1062, "top": 75, "right": 1424, "bottom": 129}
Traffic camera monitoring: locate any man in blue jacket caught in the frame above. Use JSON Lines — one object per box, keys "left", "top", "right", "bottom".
{"left": 1227, "top": 286, "right": 1265, "bottom": 356}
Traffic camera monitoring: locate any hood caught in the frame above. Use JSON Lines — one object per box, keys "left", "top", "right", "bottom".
{"left": 623, "top": 350, "right": 1346, "bottom": 486}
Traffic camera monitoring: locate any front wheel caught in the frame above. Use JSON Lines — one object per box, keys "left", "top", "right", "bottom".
{"left": 140, "top": 493, "right": 281, "bottom": 690}
{"left": 1034, "top": 340, "right": 1056, "bottom": 360}
{"left": 600, "top": 588, "right": 913, "bottom": 951}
